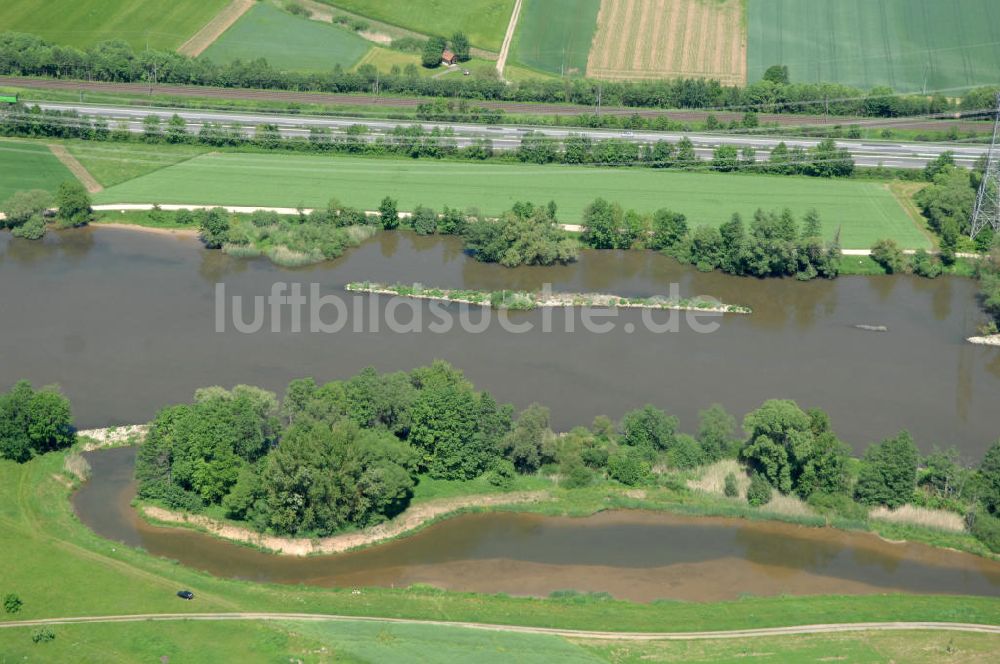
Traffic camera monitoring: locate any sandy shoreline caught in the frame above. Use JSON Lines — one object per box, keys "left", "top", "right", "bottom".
{"left": 91, "top": 222, "right": 199, "bottom": 237}
{"left": 967, "top": 334, "right": 1000, "bottom": 347}
{"left": 142, "top": 491, "right": 551, "bottom": 556}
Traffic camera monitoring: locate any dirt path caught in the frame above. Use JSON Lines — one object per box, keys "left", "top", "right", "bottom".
{"left": 1, "top": 614, "right": 998, "bottom": 640}
{"left": 47, "top": 144, "right": 102, "bottom": 193}
{"left": 143, "top": 491, "right": 551, "bottom": 556}
{"left": 496, "top": 0, "right": 524, "bottom": 79}
{"left": 177, "top": 0, "right": 255, "bottom": 57}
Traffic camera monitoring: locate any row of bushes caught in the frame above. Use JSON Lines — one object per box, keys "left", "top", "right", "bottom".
{"left": 1, "top": 105, "right": 857, "bottom": 178}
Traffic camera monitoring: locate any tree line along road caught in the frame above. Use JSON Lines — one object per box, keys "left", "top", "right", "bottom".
{"left": 1, "top": 75, "right": 992, "bottom": 131}
{"left": 26, "top": 101, "right": 992, "bottom": 170}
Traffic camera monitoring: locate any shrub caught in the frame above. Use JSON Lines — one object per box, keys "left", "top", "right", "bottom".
{"left": 561, "top": 460, "right": 593, "bottom": 489}
{"left": 55, "top": 181, "right": 91, "bottom": 228}
{"left": 870, "top": 238, "right": 904, "bottom": 273}
{"left": 487, "top": 458, "right": 516, "bottom": 489}
{"left": 607, "top": 447, "right": 650, "bottom": 486}
{"left": 969, "top": 509, "right": 1000, "bottom": 553}
{"left": 284, "top": 2, "right": 310, "bottom": 17}
{"left": 747, "top": 472, "right": 773, "bottom": 506}
{"left": 31, "top": 627, "right": 55, "bottom": 644}
{"left": 10, "top": 214, "right": 46, "bottom": 240}
{"left": 3, "top": 593, "right": 22, "bottom": 614}
{"left": 910, "top": 249, "right": 942, "bottom": 278}
{"left": 411, "top": 205, "right": 438, "bottom": 235}
{"left": 723, "top": 472, "right": 739, "bottom": 498}
{"left": 666, "top": 433, "right": 705, "bottom": 469}
{"left": 0, "top": 189, "right": 51, "bottom": 228}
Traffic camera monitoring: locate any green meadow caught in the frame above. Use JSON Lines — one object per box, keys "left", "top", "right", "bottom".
{"left": 201, "top": 3, "right": 372, "bottom": 72}
{"left": 748, "top": 0, "right": 1000, "bottom": 93}
{"left": 322, "top": 0, "right": 516, "bottom": 51}
{"left": 0, "top": 141, "right": 75, "bottom": 200}
{"left": 0, "top": 0, "right": 230, "bottom": 51}
{"left": 511, "top": 0, "right": 601, "bottom": 76}
{"left": 96, "top": 151, "right": 928, "bottom": 249}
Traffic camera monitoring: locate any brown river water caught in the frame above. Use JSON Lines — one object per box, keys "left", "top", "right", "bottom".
{"left": 1, "top": 226, "right": 998, "bottom": 454}
{"left": 74, "top": 447, "right": 1000, "bottom": 602}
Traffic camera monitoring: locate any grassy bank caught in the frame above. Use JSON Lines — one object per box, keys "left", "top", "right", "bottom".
{"left": 92, "top": 151, "right": 927, "bottom": 250}
{"left": 2, "top": 450, "right": 999, "bottom": 632}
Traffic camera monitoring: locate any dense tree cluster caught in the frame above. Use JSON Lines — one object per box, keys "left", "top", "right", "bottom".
{"left": 0, "top": 31, "right": 980, "bottom": 116}
{"left": 463, "top": 201, "right": 577, "bottom": 266}
{"left": 0, "top": 381, "right": 75, "bottom": 463}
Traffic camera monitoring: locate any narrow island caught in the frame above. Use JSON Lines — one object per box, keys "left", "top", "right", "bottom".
{"left": 345, "top": 282, "right": 752, "bottom": 314}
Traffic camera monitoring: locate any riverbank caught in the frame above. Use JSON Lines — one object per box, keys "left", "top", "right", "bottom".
{"left": 3, "top": 446, "right": 998, "bottom": 664}
{"left": 345, "top": 282, "right": 752, "bottom": 313}
{"left": 968, "top": 334, "right": 1000, "bottom": 347}
{"left": 140, "top": 491, "right": 552, "bottom": 556}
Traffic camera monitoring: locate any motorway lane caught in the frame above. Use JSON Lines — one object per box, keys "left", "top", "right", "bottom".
{"left": 29, "top": 101, "right": 991, "bottom": 169}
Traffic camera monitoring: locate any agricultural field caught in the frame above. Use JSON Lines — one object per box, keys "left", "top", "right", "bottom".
{"left": 200, "top": 3, "right": 371, "bottom": 72}
{"left": 0, "top": 0, "right": 231, "bottom": 51}
{"left": 511, "top": 0, "right": 601, "bottom": 77}
{"left": 587, "top": 0, "right": 747, "bottom": 84}
{"left": 748, "top": 0, "right": 1000, "bottom": 93}
{"left": 0, "top": 141, "right": 75, "bottom": 200}
{"left": 65, "top": 141, "right": 209, "bottom": 188}
{"left": 95, "top": 151, "right": 928, "bottom": 249}
{"left": 321, "top": 0, "right": 516, "bottom": 51}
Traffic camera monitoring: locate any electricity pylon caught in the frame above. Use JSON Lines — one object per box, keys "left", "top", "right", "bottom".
{"left": 971, "top": 93, "right": 1000, "bottom": 239}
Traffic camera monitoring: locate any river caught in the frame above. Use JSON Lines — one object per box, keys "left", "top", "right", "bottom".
{"left": 73, "top": 447, "right": 1000, "bottom": 602}
{"left": 1, "top": 226, "right": 998, "bottom": 455}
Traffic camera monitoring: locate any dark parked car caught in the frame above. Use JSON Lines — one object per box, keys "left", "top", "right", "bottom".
{"left": 177, "top": 590, "right": 195, "bottom": 600}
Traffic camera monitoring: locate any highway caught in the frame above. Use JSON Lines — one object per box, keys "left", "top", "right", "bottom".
{"left": 30, "top": 101, "right": 992, "bottom": 169}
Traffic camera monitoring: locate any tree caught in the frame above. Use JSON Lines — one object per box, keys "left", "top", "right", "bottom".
{"left": 378, "top": 196, "right": 399, "bottom": 230}
{"left": 499, "top": 403, "right": 553, "bottom": 473}
{"left": 0, "top": 381, "right": 75, "bottom": 462}
{"left": 747, "top": 471, "right": 773, "bottom": 506}
{"left": 142, "top": 114, "right": 163, "bottom": 142}
{"left": 741, "top": 399, "right": 835, "bottom": 495}
{"left": 724, "top": 472, "right": 739, "bottom": 498}
{"left": 2, "top": 593, "right": 22, "bottom": 614}
{"left": 607, "top": 447, "right": 650, "bottom": 486}
{"left": 979, "top": 440, "right": 1000, "bottom": 515}
{"left": 870, "top": 238, "right": 905, "bottom": 274}
{"left": 0, "top": 189, "right": 51, "bottom": 229}
{"left": 450, "top": 31, "right": 470, "bottom": 62}
{"left": 620, "top": 405, "right": 677, "bottom": 455}
{"left": 649, "top": 209, "right": 687, "bottom": 249}
{"left": 463, "top": 202, "right": 577, "bottom": 267}
{"left": 421, "top": 36, "right": 446, "bottom": 68}
{"left": 165, "top": 114, "right": 188, "bottom": 143}
{"left": 582, "top": 198, "right": 628, "bottom": 249}
{"left": 409, "top": 384, "right": 491, "bottom": 479}
{"left": 698, "top": 404, "right": 737, "bottom": 461}
{"left": 855, "top": 431, "right": 919, "bottom": 508}
{"left": 712, "top": 144, "right": 739, "bottom": 172}
{"left": 762, "top": 64, "right": 789, "bottom": 85}
{"left": 55, "top": 181, "right": 91, "bottom": 228}
{"left": 939, "top": 217, "right": 959, "bottom": 266}
{"left": 915, "top": 165, "right": 975, "bottom": 234}
{"left": 411, "top": 204, "right": 437, "bottom": 235}
{"left": 199, "top": 207, "right": 230, "bottom": 248}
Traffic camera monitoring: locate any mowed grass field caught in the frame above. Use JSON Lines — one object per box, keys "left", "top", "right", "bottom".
{"left": 0, "top": 0, "right": 231, "bottom": 51}
{"left": 588, "top": 0, "right": 747, "bottom": 84}
{"left": 200, "top": 3, "right": 371, "bottom": 72}
{"left": 322, "top": 0, "right": 516, "bottom": 51}
{"left": 511, "top": 0, "right": 601, "bottom": 77}
{"left": 95, "top": 152, "right": 928, "bottom": 249}
{"left": 0, "top": 141, "right": 76, "bottom": 200}
{"left": 748, "top": 0, "right": 1000, "bottom": 93}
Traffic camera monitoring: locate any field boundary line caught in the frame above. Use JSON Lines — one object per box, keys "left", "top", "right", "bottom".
{"left": 496, "top": 0, "right": 525, "bottom": 79}
{"left": 177, "top": 0, "right": 255, "bottom": 58}
{"left": 1, "top": 615, "right": 999, "bottom": 640}
{"left": 46, "top": 144, "right": 103, "bottom": 193}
